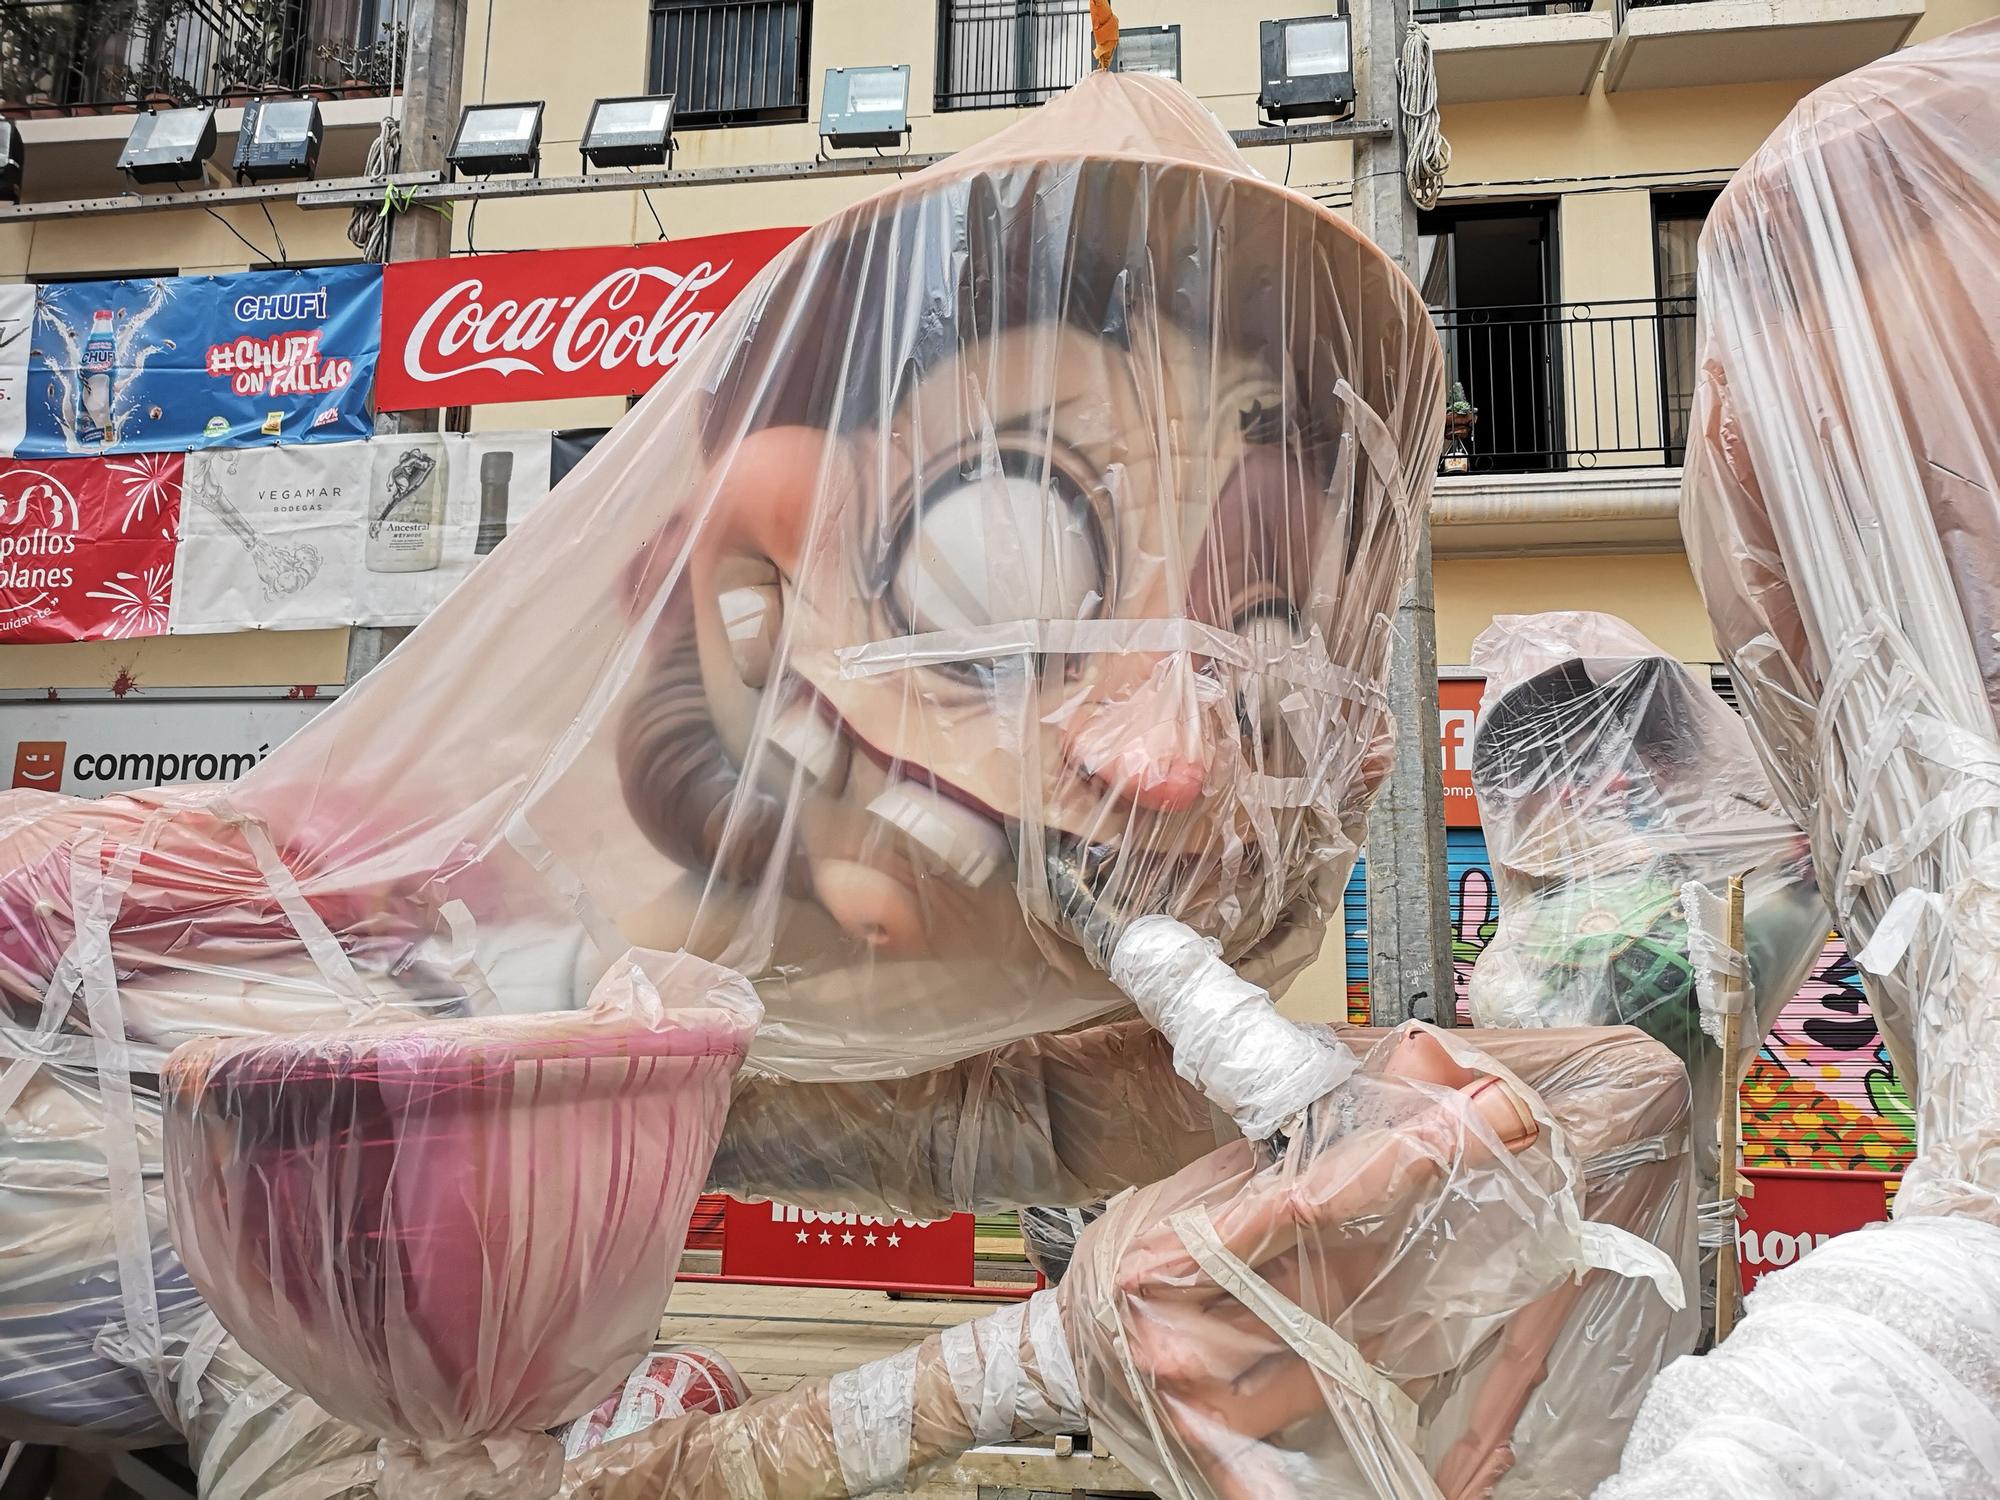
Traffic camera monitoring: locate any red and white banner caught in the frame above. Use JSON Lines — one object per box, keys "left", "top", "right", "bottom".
{"left": 0, "top": 453, "right": 183, "bottom": 644}
{"left": 377, "top": 229, "right": 806, "bottom": 410}
{"left": 1736, "top": 1166, "right": 1894, "bottom": 1293}
{"left": 717, "top": 1197, "right": 985, "bottom": 1295}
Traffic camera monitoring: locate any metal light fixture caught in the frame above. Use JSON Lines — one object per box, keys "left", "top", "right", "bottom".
{"left": 581, "top": 95, "right": 677, "bottom": 170}
{"left": 234, "top": 97, "right": 322, "bottom": 182}
{"left": 118, "top": 105, "right": 218, "bottom": 186}
{"left": 1115, "top": 25, "right": 1182, "bottom": 80}
{"left": 1258, "top": 13, "right": 1355, "bottom": 123}
{"left": 0, "top": 120, "right": 23, "bottom": 204}
{"left": 820, "top": 65, "right": 911, "bottom": 151}
{"left": 447, "top": 101, "right": 545, "bottom": 178}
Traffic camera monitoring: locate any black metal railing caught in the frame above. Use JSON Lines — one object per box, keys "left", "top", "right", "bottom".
{"left": 1414, "top": 0, "right": 1592, "bottom": 22}
{"left": 1, "top": 0, "right": 410, "bottom": 113}
{"left": 1431, "top": 297, "right": 1697, "bottom": 472}
{"left": 649, "top": 0, "right": 810, "bottom": 128}
{"left": 936, "top": 0, "right": 1090, "bottom": 111}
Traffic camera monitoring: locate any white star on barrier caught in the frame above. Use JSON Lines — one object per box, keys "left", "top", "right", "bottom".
{"left": 819, "top": 1230, "right": 833, "bottom": 1245}
{"left": 887, "top": 1233, "right": 902, "bottom": 1247}
{"left": 864, "top": 1233, "right": 878, "bottom": 1246}
{"left": 795, "top": 1230, "right": 809, "bottom": 1244}
{"left": 842, "top": 1231, "right": 856, "bottom": 1245}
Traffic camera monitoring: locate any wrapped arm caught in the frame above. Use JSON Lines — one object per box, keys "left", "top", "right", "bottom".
{"left": 709, "top": 1018, "right": 1224, "bottom": 1219}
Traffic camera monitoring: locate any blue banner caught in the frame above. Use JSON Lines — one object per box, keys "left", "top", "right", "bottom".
{"left": 20, "top": 265, "right": 381, "bottom": 456}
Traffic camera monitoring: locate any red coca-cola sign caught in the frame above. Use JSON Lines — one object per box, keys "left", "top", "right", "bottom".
{"left": 377, "top": 230, "right": 805, "bottom": 410}
{"left": 0, "top": 453, "right": 183, "bottom": 644}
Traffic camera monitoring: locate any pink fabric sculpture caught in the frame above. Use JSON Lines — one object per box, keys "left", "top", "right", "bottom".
{"left": 159, "top": 951, "right": 759, "bottom": 1500}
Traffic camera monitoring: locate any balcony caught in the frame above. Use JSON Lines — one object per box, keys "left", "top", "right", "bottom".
{"left": 1433, "top": 296, "right": 1695, "bottom": 469}
{"left": 935, "top": 0, "right": 1090, "bottom": 112}
{"left": 1604, "top": 0, "right": 1923, "bottom": 91}
{"left": 0, "top": 0, "right": 410, "bottom": 116}
{"left": 1415, "top": 0, "right": 1617, "bottom": 104}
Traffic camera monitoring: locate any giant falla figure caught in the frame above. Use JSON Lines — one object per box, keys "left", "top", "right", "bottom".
{"left": 0, "top": 61, "right": 1700, "bottom": 1499}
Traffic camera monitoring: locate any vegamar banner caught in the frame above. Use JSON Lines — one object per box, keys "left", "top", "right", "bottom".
{"left": 376, "top": 230, "right": 804, "bottom": 410}
{"left": 169, "top": 430, "right": 553, "bottom": 632}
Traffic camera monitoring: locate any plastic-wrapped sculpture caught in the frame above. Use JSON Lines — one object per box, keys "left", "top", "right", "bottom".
{"left": 1464, "top": 611, "right": 1829, "bottom": 1318}
{"left": 0, "top": 62, "right": 1697, "bottom": 1500}
{"left": 1597, "top": 19, "right": 2000, "bottom": 1495}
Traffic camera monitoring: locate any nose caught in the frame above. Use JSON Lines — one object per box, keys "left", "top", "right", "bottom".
{"left": 1064, "top": 652, "right": 1218, "bottom": 813}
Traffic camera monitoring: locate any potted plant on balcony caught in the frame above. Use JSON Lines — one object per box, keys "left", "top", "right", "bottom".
{"left": 316, "top": 21, "right": 408, "bottom": 100}
{"left": 1441, "top": 381, "right": 1478, "bottom": 475}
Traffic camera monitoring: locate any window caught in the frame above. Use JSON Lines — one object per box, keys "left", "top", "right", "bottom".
{"left": 935, "top": 0, "right": 1091, "bottom": 112}
{"left": 1653, "top": 188, "right": 1720, "bottom": 464}
{"left": 648, "top": 0, "right": 811, "bottom": 129}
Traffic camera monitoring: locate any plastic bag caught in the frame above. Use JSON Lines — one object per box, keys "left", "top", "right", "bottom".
{"left": 1678, "top": 16, "right": 2000, "bottom": 1213}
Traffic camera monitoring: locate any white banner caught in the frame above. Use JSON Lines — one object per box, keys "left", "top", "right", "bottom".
{"left": 169, "top": 430, "right": 552, "bottom": 632}
{"left": 3, "top": 692, "right": 333, "bottom": 797}
{"left": 0, "top": 284, "right": 34, "bottom": 457}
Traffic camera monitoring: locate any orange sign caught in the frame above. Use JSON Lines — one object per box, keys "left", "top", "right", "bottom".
{"left": 1440, "top": 678, "right": 1484, "bottom": 827}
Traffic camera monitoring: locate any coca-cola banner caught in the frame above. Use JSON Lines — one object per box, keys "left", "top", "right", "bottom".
{"left": 0, "top": 453, "right": 183, "bottom": 643}
{"left": 170, "top": 432, "right": 552, "bottom": 632}
{"left": 376, "top": 230, "right": 804, "bottom": 410}
{"left": 22, "top": 266, "right": 382, "bottom": 456}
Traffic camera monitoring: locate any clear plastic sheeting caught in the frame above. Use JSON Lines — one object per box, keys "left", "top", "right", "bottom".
{"left": 1677, "top": 18, "right": 2000, "bottom": 1215}
{"left": 1596, "top": 1215, "right": 2000, "bottom": 1499}
{"left": 562, "top": 1023, "right": 1696, "bottom": 1500}
{"left": 1463, "top": 612, "right": 1829, "bottom": 1310}
{"left": 1466, "top": 611, "right": 1826, "bottom": 1077}
{"left": 0, "top": 64, "right": 1445, "bottom": 1464}
{"left": 162, "top": 951, "right": 757, "bottom": 1500}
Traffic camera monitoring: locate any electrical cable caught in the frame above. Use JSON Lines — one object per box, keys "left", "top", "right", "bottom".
{"left": 258, "top": 198, "right": 289, "bottom": 263}
{"left": 626, "top": 165, "right": 669, "bottom": 239}
{"left": 174, "top": 183, "right": 281, "bottom": 265}
{"left": 1397, "top": 21, "right": 1451, "bottom": 211}
{"left": 348, "top": 112, "right": 403, "bottom": 261}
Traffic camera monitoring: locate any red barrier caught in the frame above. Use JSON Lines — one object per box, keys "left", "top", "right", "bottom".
{"left": 1736, "top": 1166, "right": 1896, "bottom": 1294}
{"left": 678, "top": 1196, "right": 1037, "bottom": 1300}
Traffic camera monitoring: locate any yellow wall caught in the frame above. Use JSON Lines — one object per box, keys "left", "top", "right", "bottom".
{"left": 0, "top": 630, "right": 351, "bottom": 691}
{"left": 1436, "top": 553, "right": 1717, "bottom": 666}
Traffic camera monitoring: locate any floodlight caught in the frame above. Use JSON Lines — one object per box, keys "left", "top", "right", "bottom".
{"left": 581, "top": 95, "right": 676, "bottom": 170}
{"left": 1115, "top": 25, "right": 1182, "bottom": 79}
{"left": 820, "top": 65, "right": 911, "bottom": 151}
{"left": 118, "top": 105, "right": 218, "bottom": 186}
{"left": 234, "top": 97, "right": 322, "bottom": 182}
{"left": 1258, "top": 14, "right": 1355, "bottom": 123}
{"left": 0, "top": 120, "right": 22, "bottom": 204}
{"left": 447, "top": 101, "right": 545, "bottom": 178}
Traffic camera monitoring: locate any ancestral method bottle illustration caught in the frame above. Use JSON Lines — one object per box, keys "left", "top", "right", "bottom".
{"left": 474, "top": 450, "right": 514, "bottom": 555}
{"left": 366, "top": 438, "right": 445, "bottom": 573}
{"left": 79, "top": 309, "right": 117, "bottom": 447}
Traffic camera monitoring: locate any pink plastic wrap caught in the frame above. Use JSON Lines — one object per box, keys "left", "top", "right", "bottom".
{"left": 160, "top": 951, "right": 758, "bottom": 1499}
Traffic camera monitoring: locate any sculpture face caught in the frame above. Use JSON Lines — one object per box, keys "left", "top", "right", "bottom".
{"left": 652, "top": 310, "right": 1359, "bottom": 977}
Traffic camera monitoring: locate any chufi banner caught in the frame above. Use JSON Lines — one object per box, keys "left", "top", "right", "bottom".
{"left": 23, "top": 266, "right": 381, "bottom": 456}
{"left": 170, "top": 431, "right": 552, "bottom": 632}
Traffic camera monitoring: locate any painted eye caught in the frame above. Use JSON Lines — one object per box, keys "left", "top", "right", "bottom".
{"left": 889, "top": 449, "right": 1107, "bottom": 638}
{"left": 1233, "top": 600, "right": 1308, "bottom": 773}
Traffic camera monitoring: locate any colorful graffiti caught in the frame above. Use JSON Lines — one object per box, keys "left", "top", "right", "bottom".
{"left": 1347, "top": 845, "right": 1916, "bottom": 1173}
{"left": 1741, "top": 933, "right": 1915, "bottom": 1171}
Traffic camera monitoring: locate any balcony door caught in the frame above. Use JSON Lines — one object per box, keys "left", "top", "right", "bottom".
{"left": 1420, "top": 202, "right": 1562, "bottom": 473}
{"left": 1654, "top": 189, "right": 1719, "bottom": 465}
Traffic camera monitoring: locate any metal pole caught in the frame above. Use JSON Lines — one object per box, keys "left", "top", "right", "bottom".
{"left": 346, "top": 0, "right": 468, "bottom": 685}
{"left": 1355, "top": 0, "right": 1453, "bottom": 1027}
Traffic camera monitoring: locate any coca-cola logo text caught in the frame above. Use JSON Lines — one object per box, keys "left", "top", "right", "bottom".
{"left": 402, "top": 262, "right": 733, "bottom": 386}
